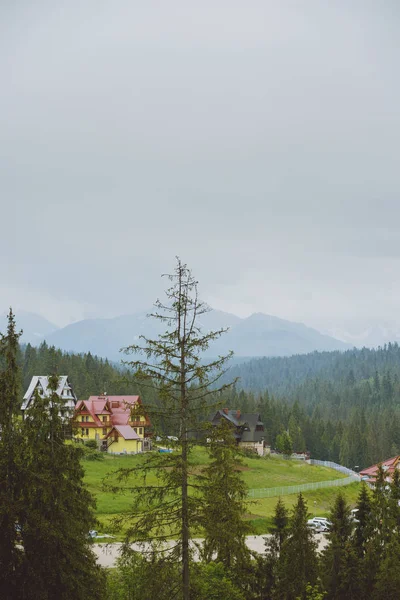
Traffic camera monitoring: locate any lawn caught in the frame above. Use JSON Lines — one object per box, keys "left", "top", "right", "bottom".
{"left": 82, "top": 448, "right": 359, "bottom": 535}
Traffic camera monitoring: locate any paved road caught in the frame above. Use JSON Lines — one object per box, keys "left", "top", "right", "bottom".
{"left": 93, "top": 534, "right": 328, "bottom": 568}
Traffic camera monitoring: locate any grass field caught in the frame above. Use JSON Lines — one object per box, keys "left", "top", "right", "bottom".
{"left": 82, "top": 448, "right": 360, "bottom": 535}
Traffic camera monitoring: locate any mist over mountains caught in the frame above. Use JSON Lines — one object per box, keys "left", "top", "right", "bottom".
{"left": 4, "top": 309, "right": 351, "bottom": 362}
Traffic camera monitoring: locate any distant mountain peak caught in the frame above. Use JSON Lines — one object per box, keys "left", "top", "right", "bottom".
{"left": 13, "top": 308, "right": 348, "bottom": 361}
{"left": 1, "top": 311, "right": 59, "bottom": 345}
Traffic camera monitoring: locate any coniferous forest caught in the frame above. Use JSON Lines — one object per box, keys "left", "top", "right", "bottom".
{"left": 3, "top": 291, "right": 400, "bottom": 597}
{"left": 17, "top": 341, "right": 400, "bottom": 470}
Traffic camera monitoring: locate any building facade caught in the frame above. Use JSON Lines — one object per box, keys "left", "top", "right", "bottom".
{"left": 210, "top": 408, "right": 266, "bottom": 456}
{"left": 22, "top": 375, "right": 77, "bottom": 417}
{"left": 74, "top": 395, "right": 151, "bottom": 453}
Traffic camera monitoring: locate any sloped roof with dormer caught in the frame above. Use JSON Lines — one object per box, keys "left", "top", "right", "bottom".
{"left": 75, "top": 395, "right": 145, "bottom": 428}
{"left": 359, "top": 456, "right": 400, "bottom": 483}
{"left": 22, "top": 376, "right": 77, "bottom": 411}
{"left": 106, "top": 425, "right": 141, "bottom": 440}
{"left": 211, "top": 409, "right": 265, "bottom": 443}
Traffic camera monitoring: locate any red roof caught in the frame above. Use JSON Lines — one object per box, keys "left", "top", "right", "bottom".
{"left": 360, "top": 456, "right": 400, "bottom": 482}
{"left": 75, "top": 395, "right": 147, "bottom": 429}
{"left": 110, "top": 425, "right": 140, "bottom": 440}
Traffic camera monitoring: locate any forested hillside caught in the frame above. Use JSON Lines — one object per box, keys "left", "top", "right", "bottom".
{"left": 16, "top": 342, "right": 400, "bottom": 470}
{"left": 223, "top": 343, "right": 400, "bottom": 394}
{"left": 220, "top": 343, "right": 400, "bottom": 470}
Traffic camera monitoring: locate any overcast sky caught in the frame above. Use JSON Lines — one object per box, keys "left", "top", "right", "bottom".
{"left": 1, "top": 1, "right": 399, "bottom": 329}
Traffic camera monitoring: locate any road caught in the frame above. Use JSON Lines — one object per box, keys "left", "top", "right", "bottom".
{"left": 93, "top": 534, "right": 328, "bottom": 568}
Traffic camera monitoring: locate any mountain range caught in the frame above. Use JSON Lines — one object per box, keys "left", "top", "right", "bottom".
{"left": 4, "top": 309, "right": 350, "bottom": 361}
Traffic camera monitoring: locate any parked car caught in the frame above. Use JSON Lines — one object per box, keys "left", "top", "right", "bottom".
{"left": 307, "top": 517, "right": 331, "bottom": 532}
{"left": 307, "top": 521, "right": 329, "bottom": 533}
{"left": 350, "top": 508, "right": 359, "bottom": 522}
{"left": 88, "top": 530, "right": 98, "bottom": 538}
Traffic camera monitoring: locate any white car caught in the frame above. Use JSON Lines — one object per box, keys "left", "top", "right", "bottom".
{"left": 350, "top": 509, "right": 359, "bottom": 522}
{"left": 307, "top": 517, "right": 331, "bottom": 532}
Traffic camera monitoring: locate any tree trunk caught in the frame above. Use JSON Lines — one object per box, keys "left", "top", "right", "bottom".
{"left": 180, "top": 298, "right": 190, "bottom": 600}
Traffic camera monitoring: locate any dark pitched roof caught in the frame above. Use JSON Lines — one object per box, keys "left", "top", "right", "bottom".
{"left": 211, "top": 409, "right": 264, "bottom": 443}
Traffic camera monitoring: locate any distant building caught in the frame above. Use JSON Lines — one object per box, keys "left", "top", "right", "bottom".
{"left": 74, "top": 395, "right": 151, "bottom": 453}
{"left": 210, "top": 408, "right": 265, "bottom": 456}
{"left": 22, "top": 375, "right": 77, "bottom": 418}
{"left": 359, "top": 455, "right": 400, "bottom": 486}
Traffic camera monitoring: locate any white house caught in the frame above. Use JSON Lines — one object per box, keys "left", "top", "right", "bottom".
{"left": 22, "top": 376, "right": 77, "bottom": 418}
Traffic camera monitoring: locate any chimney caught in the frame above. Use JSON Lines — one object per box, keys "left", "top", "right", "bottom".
{"left": 223, "top": 408, "right": 229, "bottom": 415}
{"left": 236, "top": 409, "right": 241, "bottom": 419}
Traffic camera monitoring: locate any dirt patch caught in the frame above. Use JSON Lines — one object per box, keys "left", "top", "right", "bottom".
{"left": 234, "top": 465, "right": 251, "bottom": 471}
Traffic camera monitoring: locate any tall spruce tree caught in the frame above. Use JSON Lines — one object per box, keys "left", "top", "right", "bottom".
{"left": 274, "top": 493, "right": 319, "bottom": 600}
{"left": 256, "top": 498, "right": 289, "bottom": 600}
{"left": 113, "top": 259, "right": 233, "bottom": 600}
{"left": 388, "top": 467, "right": 400, "bottom": 532}
{"left": 372, "top": 536, "right": 400, "bottom": 600}
{"left": 19, "top": 375, "right": 104, "bottom": 599}
{"left": 0, "top": 309, "right": 23, "bottom": 600}
{"left": 362, "top": 465, "right": 389, "bottom": 594}
{"left": 320, "top": 492, "right": 354, "bottom": 600}
{"left": 272, "top": 497, "right": 289, "bottom": 551}
{"left": 200, "top": 417, "right": 251, "bottom": 569}
{"left": 353, "top": 483, "right": 372, "bottom": 557}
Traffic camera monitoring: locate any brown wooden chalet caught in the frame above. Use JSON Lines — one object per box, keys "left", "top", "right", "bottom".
{"left": 210, "top": 408, "right": 265, "bottom": 455}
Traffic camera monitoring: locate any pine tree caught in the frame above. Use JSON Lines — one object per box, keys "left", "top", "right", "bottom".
{"left": 256, "top": 498, "right": 289, "bottom": 600}
{"left": 372, "top": 536, "right": 400, "bottom": 600}
{"left": 19, "top": 374, "right": 105, "bottom": 599}
{"left": 363, "top": 465, "right": 390, "bottom": 595}
{"left": 320, "top": 492, "right": 354, "bottom": 599}
{"left": 353, "top": 483, "right": 372, "bottom": 557}
{"left": 276, "top": 430, "right": 293, "bottom": 456}
{"left": 0, "top": 309, "right": 23, "bottom": 600}
{"left": 274, "top": 493, "right": 319, "bottom": 600}
{"left": 273, "top": 497, "right": 289, "bottom": 551}
{"left": 111, "top": 259, "right": 233, "bottom": 600}
{"left": 388, "top": 467, "right": 400, "bottom": 533}
{"left": 200, "top": 418, "right": 251, "bottom": 569}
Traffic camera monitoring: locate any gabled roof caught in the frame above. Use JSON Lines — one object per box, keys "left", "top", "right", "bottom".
{"left": 211, "top": 409, "right": 264, "bottom": 443}
{"left": 360, "top": 456, "right": 400, "bottom": 481}
{"left": 108, "top": 425, "right": 140, "bottom": 440}
{"left": 213, "top": 409, "right": 262, "bottom": 429}
{"left": 75, "top": 395, "right": 143, "bottom": 428}
{"left": 22, "top": 376, "right": 77, "bottom": 411}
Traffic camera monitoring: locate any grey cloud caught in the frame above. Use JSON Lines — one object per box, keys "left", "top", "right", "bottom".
{"left": 1, "top": 1, "right": 400, "bottom": 327}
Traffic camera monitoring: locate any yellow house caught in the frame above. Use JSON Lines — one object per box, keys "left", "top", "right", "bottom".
{"left": 74, "top": 395, "right": 150, "bottom": 453}
{"left": 104, "top": 425, "right": 142, "bottom": 453}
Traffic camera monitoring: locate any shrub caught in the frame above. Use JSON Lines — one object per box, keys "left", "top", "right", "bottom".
{"left": 240, "top": 447, "right": 261, "bottom": 459}
{"left": 85, "top": 440, "right": 98, "bottom": 450}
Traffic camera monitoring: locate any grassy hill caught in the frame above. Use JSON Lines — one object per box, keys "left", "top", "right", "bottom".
{"left": 83, "top": 448, "right": 360, "bottom": 535}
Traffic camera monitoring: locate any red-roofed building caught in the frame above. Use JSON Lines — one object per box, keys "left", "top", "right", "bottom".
{"left": 359, "top": 456, "right": 400, "bottom": 486}
{"left": 74, "top": 395, "right": 151, "bottom": 453}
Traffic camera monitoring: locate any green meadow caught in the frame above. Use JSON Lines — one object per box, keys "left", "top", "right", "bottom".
{"left": 82, "top": 448, "right": 359, "bottom": 535}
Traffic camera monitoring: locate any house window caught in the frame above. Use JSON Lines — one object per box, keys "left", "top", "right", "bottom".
{"left": 81, "top": 416, "right": 85, "bottom": 422}
{"left": 133, "top": 428, "right": 137, "bottom": 433}
{"left": 102, "top": 416, "right": 107, "bottom": 422}
{"left": 85, "top": 428, "right": 89, "bottom": 436}
{"left": 102, "top": 427, "right": 107, "bottom": 435}
{"left": 139, "top": 428, "right": 143, "bottom": 436}
{"left": 86, "top": 416, "right": 89, "bottom": 422}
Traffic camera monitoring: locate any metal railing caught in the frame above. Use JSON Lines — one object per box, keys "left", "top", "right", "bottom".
{"left": 307, "top": 459, "right": 359, "bottom": 478}
{"left": 248, "top": 460, "right": 360, "bottom": 499}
